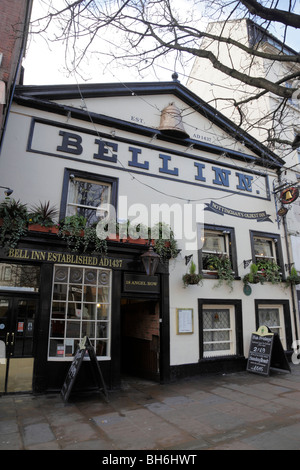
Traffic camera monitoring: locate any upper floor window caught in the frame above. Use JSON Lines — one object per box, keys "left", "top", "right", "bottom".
{"left": 199, "top": 224, "right": 238, "bottom": 276}
{"left": 253, "top": 236, "right": 276, "bottom": 262}
{"left": 60, "top": 169, "right": 118, "bottom": 226}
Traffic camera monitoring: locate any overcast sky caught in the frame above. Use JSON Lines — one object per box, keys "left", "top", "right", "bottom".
{"left": 22, "top": 0, "right": 299, "bottom": 87}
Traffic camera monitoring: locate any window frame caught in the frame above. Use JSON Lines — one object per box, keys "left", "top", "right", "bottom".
{"left": 198, "top": 299, "right": 243, "bottom": 360}
{"left": 255, "top": 299, "right": 292, "bottom": 351}
{"left": 198, "top": 224, "right": 238, "bottom": 278}
{"left": 250, "top": 230, "right": 285, "bottom": 277}
{"left": 59, "top": 168, "right": 118, "bottom": 223}
{"left": 48, "top": 264, "right": 112, "bottom": 361}
{"left": 202, "top": 304, "right": 236, "bottom": 358}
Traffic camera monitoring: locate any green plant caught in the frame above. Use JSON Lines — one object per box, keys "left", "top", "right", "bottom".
{"left": 285, "top": 267, "right": 300, "bottom": 287}
{"left": 82, "top": 224, "right": 107, "bottom": 254}
{"left": 204, "top": 254, "right": 235, "bottom": 290}
{"left": 256, "top": 259, "right": 282, "bottom": 284}
{"left": 182, "top": 261, "right": 203, "bottom": 287}
{"left": 58, "top": 214, "right": 87, "bottom": 251}
{"left": 151, "top": 222, "right": 180, "bottom": 262}
{"left": 58, "top": 215, "right": 108, "bottom": 254}
{"left": 243, "top": 263, "right": 265, "bottom": 285}
{"left": 0, "top": 199, "right": 29, "bottom": 250}
{"left": 29, "top": 201, "right": 58, "bottom": 227}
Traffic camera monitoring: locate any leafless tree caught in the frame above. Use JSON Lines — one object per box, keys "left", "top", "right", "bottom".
{"left": 29, "top": 0, "right": 300, "bottom": 153}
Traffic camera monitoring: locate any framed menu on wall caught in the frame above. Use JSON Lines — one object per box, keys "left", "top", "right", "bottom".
{"left": 177, "top": 308, "right": 194, "bottom": 334}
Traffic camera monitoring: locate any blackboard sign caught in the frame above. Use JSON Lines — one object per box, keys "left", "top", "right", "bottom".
{"left": 247, "top": 325, "right": 291, "bottom": 376}
{"left": 61, "top": 337, "right": 109, "bottom": 403}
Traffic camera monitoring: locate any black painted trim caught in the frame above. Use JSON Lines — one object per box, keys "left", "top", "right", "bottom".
{"left": 254, "top": 299, "right": 293, "bottom": 350}
{"left": 198, "top": 223, "right": 239, "bottom": 278}
{"left": 198, "top": 298, "right": 244, "bottom": 360}
{"left": 26, "top": 117, "right": 271, "bottom": 202}
{"left": 250, "top": 230, "right": 285, "bottom": 280}
{"left": 59, "top": 168, "right": 119, "bottom": 221}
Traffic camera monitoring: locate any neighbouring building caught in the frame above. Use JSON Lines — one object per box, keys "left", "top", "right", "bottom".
{"left": 0, "top": 78, "right": 297, "bottom": 394}
{"left": 0, "top": 0, "right": 33, "bottom": 151}
{"left": 187, "top": 18, "right": 300, "bottom": 320}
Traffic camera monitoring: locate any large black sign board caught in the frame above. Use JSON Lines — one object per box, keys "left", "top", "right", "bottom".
{"left": 61, "top": 337, "right": 109, "bottom": 403}
{"left": 247, "top": 325, "right": 291, "bottom": 376}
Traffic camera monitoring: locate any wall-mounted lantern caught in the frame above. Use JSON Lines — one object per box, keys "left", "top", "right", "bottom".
{"left": 140, "top": 245, "right": 160, "bottom": 276}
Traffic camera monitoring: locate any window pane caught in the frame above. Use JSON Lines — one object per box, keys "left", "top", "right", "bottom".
{"left": 67, "top": 178, "right": 111, "bottom": 226}
{"left": 83, "top": 304, "right": 96, "bottom": 320}
{"left": 69, "top": 179, "right": 110, "bottom": 208}
{"left": 254, "top": 238, "right": 273, "bottom": 258}
{"left": 203, "top": 308, "right": 235, "bottom": 357}
{"left": 53, "top": 284, "right": 67, "bottom": 301}
{"left": 258, "top": 307, "right": 284, "bottom": 345}
{"left": 70, "top": 267, "right": 83, "bottom": 284}
{"left": 83, "top": 285, "right": 97, "bottom": 303}
{"left": 0, "top": 263, "right": 40, "bottom": 292}
{"left": 203, "top": 233, "right": 226, "bottom": 253}
{"left": 51, "top": 302, "right": 66, "bottom": 319}
{"left": 68, "top": 285, "right": 82, "bottom": 303}
{"left": 50, "top": 320, "right": 65, "bottom": 337}
{"left": 82, "top": 321, "right": 95, "bottom": 338}
{"left": 49, "top": 266, "right": 111, "bottom": 359}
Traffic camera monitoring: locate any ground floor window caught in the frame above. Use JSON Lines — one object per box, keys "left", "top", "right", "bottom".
{"left": 48, "top": 265, "right": 111, "bottom": 360}
{"left": 257, "top": 304, "right": 287, "bottom": 349}
{"left": 199, "top": 299, "right": 243, "bottom": 360}
{"left": 202, "top": 305, "right": 236, "bottom": 357}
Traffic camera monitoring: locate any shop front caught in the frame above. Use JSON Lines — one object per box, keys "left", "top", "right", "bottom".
{"left": 0, "top": 237, "right": 170, "bottom": 394}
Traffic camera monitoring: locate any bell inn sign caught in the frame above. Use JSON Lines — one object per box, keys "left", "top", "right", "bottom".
{"left": 28, "top": 118, "right": 270, "bottom": 200}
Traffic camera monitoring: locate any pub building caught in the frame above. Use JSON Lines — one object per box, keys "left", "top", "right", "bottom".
{"left": 0, "top": 78, "right": 297, "bottom": 394}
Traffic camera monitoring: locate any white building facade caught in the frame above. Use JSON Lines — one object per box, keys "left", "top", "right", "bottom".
{"left": 187, "top": 18, "right": 300, "bottom": 327}
{"left": 0, "top": 79, "right": 297, "bottom": 393}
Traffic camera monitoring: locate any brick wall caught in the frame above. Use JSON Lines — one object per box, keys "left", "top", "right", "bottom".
{"left": 122, "top": 300, "right": 159, "bottom": 341}
{"left": 0, "top": 0, "right": 32, "bottom": 139}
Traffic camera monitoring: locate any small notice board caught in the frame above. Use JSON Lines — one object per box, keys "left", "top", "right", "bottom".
{"left": 247, "top": 325, "right": 291, "bottom": 376}
{"left": 61, "top": 336, "right": 109, "bottom": 403}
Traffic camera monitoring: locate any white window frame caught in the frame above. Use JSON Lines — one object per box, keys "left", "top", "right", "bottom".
{"left": 202, "top": 304, "right": 236, "bottom": 358}
{"left": 202, "top": 230, "right": 231, "bottom": 273}
{"left": 257, "top": 304, "right": 286, "bottom": 350}
{"left": 48, "top": 264, "right": 112, "bottom": 361}
{"left": 253, "top": 236, "right": 276, "bottom": 262}
{"left": 66, "top": 176, "right": 111, "bottom": 225}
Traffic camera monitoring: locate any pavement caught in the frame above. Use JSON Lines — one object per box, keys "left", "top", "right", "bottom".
{"left": 2, "top": 365, "right": 300, "bottom": 451}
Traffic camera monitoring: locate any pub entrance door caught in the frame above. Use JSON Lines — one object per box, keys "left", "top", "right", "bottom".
{"left": 0, "top": 295, "right": 38, "bottom": 393}
{"left": 120, "top": 298, "right": 160, "bottom": 381}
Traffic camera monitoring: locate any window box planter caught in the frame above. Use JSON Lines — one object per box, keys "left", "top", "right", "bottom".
{"left": 28, "top": 223, "right": 59, "bottom": 234}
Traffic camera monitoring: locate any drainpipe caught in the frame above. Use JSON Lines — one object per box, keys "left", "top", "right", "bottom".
{"left": 277, "top": 169, "right": 299, "bottom": 344}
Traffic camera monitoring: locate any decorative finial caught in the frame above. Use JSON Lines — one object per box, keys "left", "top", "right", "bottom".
{"left": 172, "top": 72, "right": 179, "bottom": 82}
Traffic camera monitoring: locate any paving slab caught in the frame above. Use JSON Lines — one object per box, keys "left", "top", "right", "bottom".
{"left": 1, "top": 365, "right": 300, "bottom": 451}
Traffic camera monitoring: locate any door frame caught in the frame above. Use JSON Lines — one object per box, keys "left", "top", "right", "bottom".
{"left": 0, "top": 293, "right": 39, "bottom": 393}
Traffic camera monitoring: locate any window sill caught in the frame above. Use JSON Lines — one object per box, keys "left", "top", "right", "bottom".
{"left": 199, "top": 355, "right": 245, "bottom": 363}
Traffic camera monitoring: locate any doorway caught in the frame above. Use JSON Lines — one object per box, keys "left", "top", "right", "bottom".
{"left": 0, "top": 295, "right": 38, "bottom": 393}
{"left": 120, "top": 298, "right": 160, "bottom": 381}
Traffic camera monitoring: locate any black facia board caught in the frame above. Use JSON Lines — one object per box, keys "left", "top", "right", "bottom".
{"left": 61, "top": 337, "right": 109, "bottom": 403}
{"left": 247, "top": 325, "right": 291, "bottom": 376}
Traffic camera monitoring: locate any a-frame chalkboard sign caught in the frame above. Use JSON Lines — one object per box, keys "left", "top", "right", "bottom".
{"left": 247, "top": 325, "right": 291, "bottom": 376}
{"left": 61, "top": 337, "right": 109, "bottom": 403}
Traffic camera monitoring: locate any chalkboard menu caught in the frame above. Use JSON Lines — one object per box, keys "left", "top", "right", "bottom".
{"left": 61, "top": 337, "right": 109, "bottom": 403}
{"left": 247, "top": 325, "right": 290, "bottom": 376}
